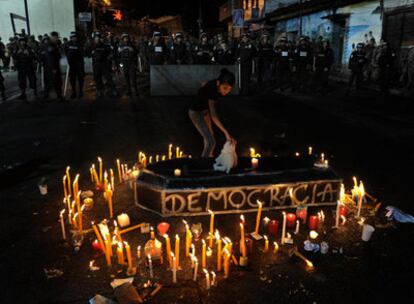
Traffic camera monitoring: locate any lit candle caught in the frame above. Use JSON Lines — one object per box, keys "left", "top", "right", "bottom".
{"left": 62, "top": 176, "right": 68, "bottom": 202}
{"left": 116, "top": 159, "right": 122, "bottom": 183}
{"left": 176, "top": 147, "right": 180, "bottom": 158}
{"left": 104, "top": 240, "right": 112, "bottom": 266}
{"left": 110, "top": 169, "right": 115, "bottom": 190}
{"left": 240, "top": 221, "right": 246, "bottom": 258}
{"left": 193, "top": 257, "right": 198, "bottom": 281}
{"left": 98, "top": 157, "right": 103, "bottom": 184}
{"left": 175, "top": 234, "right": 180, "bottom": 268}
{"left": 125, "top": 242, "right": 133, "bottom": 269}
{"left": 117, "top": 243, "right": 125, "bottom": 265}
{"left": 208, "top": 210, "right": 215, "bottom": 248}
{"left": 107, "top": 184, "right": 113, "bottom": 218}
{"left": 92, "top": 164, "right": 99, "bottom": 185}
{"left": 172, "top": 252, "right": 177, "bottom": 283}
{"left": 211, "top": 271, "right": 216, "bottom": 287}
{"left": 137, "top": 245, "right": 141, "bottom": 259}
{"left": 168, "top": 144, "right": 173, "bottom": 159}
{"left": 309, "top": 230, "right": 319, "bottom": 239}
{"left": 273, "top": 241, "right": 279, "bottom": 253}
{"left": 60, "top": 209, "right": 66, "bottom": 240}
{"left": 150, "top": 226, "right": 155, "bottom": 240}
{"left": 104, "top": 171, "right": 108, "bottom": 192}
{"left": 254, "top": 200, "right": 263, "bottom": 235}
{"left": 174, "top": 169, "right": 181, "bottom": 177}
{"left": 92, "top": 222, "right": 106, "bottom": 254}
{"left": 294, "top": 220, "right": 300, "bottom": 234}
{"left": 216, "top": 230, "right": 222, "bottom": 271}
{"left": 148, "top": 254, "right": 153, "bottom": 278}
{"left": 202, "top": 239, "right": 207, "bottom": 268}
{"left": 121, "top": 163, "right": 126, "bottom": 178}
{"left": 335, "top": 201, "right": 341, "bottom": 228}
{"left": 223, "top": 249, "right": 230, "bottom": 278}
{"left": 268, "top": 219, "right": 279, "bottom": 235}
{"left": 357, "top": 181, "right": 365, "bottom": 218}
{"left": 281, "top": 212, "right": 286, "bottom": 245}
{"left": 308, "top": 146, "right": 313, "bottom": 155}
{"left": 286, "top": 213, "right": 296, "bottom": 228}
{"left": 251, "top": 157, "right": 259, "bottom": 168}
{"left": 264, "top": 235, "right": 269, "bottom": 252}
{"left": 117, "top": 213, "right": 130, "bottom": 228}
{"left": 66, "top": 166, "right": 72, "bottom": 196}
{"left": 72, "top": 174, "right": 79, "bottom": 199}
{"left": 184, "top": 221, "right": 191, "bottom": 256}
{"left": 89, "top": 167, "right": 94, "bottom": 183}
{"left": 165, "top": 234, "right": 172, "bottom": 268}
{"left": 203, "top": 269, "right": 210, "bottom": 290}
{"left": 156, "top": 155, "right": 159, "bottom": 162}
{"left": 308, "top": 215, "right": 319, "bottom": 230}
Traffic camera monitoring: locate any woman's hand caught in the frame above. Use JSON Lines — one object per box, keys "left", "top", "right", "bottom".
{"left": 225, "top": 133, "right": 237, "bottom": 145}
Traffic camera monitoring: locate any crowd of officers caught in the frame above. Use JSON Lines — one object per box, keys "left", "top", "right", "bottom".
{"left": 0, "top": 29, "right": 409, "bottom": 101}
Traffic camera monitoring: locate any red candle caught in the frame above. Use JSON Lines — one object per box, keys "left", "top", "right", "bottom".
{"left": 339, "top": 206, "right": 348, "bottom": 217}
{"left": 268, "top": 220, "right": 279, "bottom": 236}
{"left": 308, "top": 215, "right": 319, "bottom": 230}
{"left": 296, "top": 208, "right": 307, "bottom": 223}
{"left": 92, "top": 239, "right": 103, "bottom": 252}
{"left": 286, "top": 213, "right": 296, "bottom": 228}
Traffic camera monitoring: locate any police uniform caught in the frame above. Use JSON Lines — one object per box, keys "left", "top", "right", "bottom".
{"left": 293, "top": 38, "right": 313, "bottom": 91}
{"left": 148, "top": 32, "right": 167, "bottom": 65}
{"left": 347, "top": 43, "right": 366, "bottom": 93}
{"left": 0, "top": 69, "right": 5, "bottom": 100}
{"left": 213, "top": 43, "right": 233, "bottom": 65}
{"left": 195, "top": 33, "right": 213, "bottom": 65}
{"left": 89, "top": 32, "right": 115, "bottom": 98}
{"left": 64, "top": 32, "right": 85, "bottom": 99}
{"left": 377, "top": 43, "right": 396, "bottom": 95}
{"left": 118, "top": 33, "right": 139, "bottom": 96}
{"left": 257, "top": 35, "right": 274, "bottom": 86}
{"left": 236, "top": 34, "right": 257, "bottom": 94}
{"left": 14, "top": 37, "right": 37, "bottom": 99}
{"left": 169, "top": 33, "right": 188, "bottom": 64}
{"left": 312, "top": 41, "right": 334, "bottom": 94}
{"left": 39, "top": 32, "right": 63, "bottom": 100}
{"left": 274, "top": 38, "right": 293, "bottom": 91}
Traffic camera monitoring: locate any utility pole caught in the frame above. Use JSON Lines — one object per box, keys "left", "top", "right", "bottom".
{"left": 24, "top": 0, "right": 31, "bottom": 35}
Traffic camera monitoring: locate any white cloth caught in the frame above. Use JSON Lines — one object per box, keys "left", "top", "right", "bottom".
{"left": 213, "top": 141, "right": 238, "bottom": 174}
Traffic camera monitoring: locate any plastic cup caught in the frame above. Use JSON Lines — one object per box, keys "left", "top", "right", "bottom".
{"left": 361, "top": 224, "right": 375, "bottom": 242}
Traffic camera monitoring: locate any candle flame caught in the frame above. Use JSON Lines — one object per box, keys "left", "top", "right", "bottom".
{"left": 215, "top": 230, "right": 220, "bottom": 240}
{"left": 164, "top": 234, "right": 169, "bottom": 239}
{"left": 273, "top": 242, "right": 279, "bottom": 252}
{"left": 257, "top": 200, "right": 262, "bottom": 207}
{"left": 98, "top": 157, "right": 102, "bottom": 162}
{"left": 295, "top": 152, "right": 300, "bottom": 157}
{"left": 208, "top": 209, "right": 213, "bottom": 215}
{"left": 340, "top": 215, "right": 347, "bottom": 225}
{"left": 308, "top": 146, "right": 312, "bottom": 155}
{"left": 202, "top": 239, "right": 205, "bottom": 245}
{"left": 175, "top": 234, "right": 179, "bottom": 240}
{"left": 306, "top": 260, "right": 314, "bottom": 268}
{"left": 60, "top": 209, "right": 65, "bottom": 216}
{"left": 170, "top": 252, "right": 175, "bottom": 258}
{"left": 263, "top": 216, "right": 270, "bottom": 223}
{"left": 66, "top": 166, "right": 70, "bottom": 172}
{"left": 203, "top": 268, "right": 208, "bottom": 274}
{"left": 240, "top": 215, "right": 245, "bottom": 222}
{"left": 340, "top": 184, "right": 345, "bottom": 202}
{"left": 353, "top": 176, "right": 358, "bottom": 188}
{"left": 359, "top": 181, "right": 365, "bottom": 196}
{"left": 264, "top": 235, "right": 268, "bottom": 240}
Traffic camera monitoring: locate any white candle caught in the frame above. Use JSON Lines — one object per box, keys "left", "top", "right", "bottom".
{"left": 357, "top": 181, "right": 365, "bottom": 218}
{"left": 281, "top": 212, "right": 286, "bottom": 245}
{"left": 193, "top": 257, "right": 198, "bottom": 281}
{"left": 117, "top": 213, "right": 130, "bottom": 228}
{"left": 60, "top": 209, "right": 66, "bottom": 240}
{"left": 211, "top": 271, "right": 216, "bottom": 286}
{"left": 137, "top": 246, "right": 141, "bottom": 259}
{"left": 172, "top": 253, "right": 177, "bottom": 283}
{"left": 294, "top": 220, "right": 300, "bottom": 235}
{"left": 148, "top": 254, "right": 153, "bottom": 278}
{"left": 203, "top": 269, "right": 210, "bottom": 290}
{"left": 174, "top": 169, "right": 181, "bottom": 177}
{"left": 335, "top": 201, "right": 340, "bottom": 228}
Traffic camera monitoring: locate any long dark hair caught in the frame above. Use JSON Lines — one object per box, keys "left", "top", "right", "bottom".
{"left": 217, "top": 68, "right": 235, "bottom": 86}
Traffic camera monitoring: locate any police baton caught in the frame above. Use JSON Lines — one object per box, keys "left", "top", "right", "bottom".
{"left": 64, "top": 64, "right": 70, "bottom": 98}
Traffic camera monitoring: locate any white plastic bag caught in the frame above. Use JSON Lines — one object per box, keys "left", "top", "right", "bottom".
{"left": 213, "top": 141, "right": 238, "bottom": 174}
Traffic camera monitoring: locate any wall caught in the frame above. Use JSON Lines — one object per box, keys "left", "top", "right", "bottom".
{"left": 0, "top": 0, "right": 75, "bottom": 40}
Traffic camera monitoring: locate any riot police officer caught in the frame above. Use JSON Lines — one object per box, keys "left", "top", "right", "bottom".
{"left": 293, "top": 37, "right": 313, "bottom": 92}
{"left": 118, "top": 33, "right": 139, "bottom": 97}
{"left": 148, "top": 32, "right": 167, "bottom": 65}
{"left": 257, "top": 34, "right": 274, "bottom": 87}
{"left": 39, "top": 32, "right": 64, "bottom": 101}
{"left": 213, "top": 40, "right": 233, "bottom": 65}
{"left": 88, "top": 31, "right": 116, "bottom": 99}
{"left": 169, "top": 32, "right": 188, "bottom": 64}
{"left": 194, "top": 32, "right": 213, "bottom": 65}
{"left": 312, "top": 39, "right": 334, "bottom": 95}
{"left": 236, "top": 33, "right": 257, "bottom": 95}
{"left": 346, "top": 42, "right": 366, "bottom": 95}
{"left": 14, "top": 36, "right": 37, "bottom": 100}
{"left": 274, "top": 36, "right": 293, "bottom": 91}
{"left": 377, "top": 40, "right": 396, "bottom": 95}
{"left": 64, "top": 31, "right": 85, "bottom": 99}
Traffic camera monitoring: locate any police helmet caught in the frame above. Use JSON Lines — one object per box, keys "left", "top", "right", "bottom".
{"left": 92, "top": 31, "right": 101, "bottom": 39}
{"left": 69, "top": 31, "right": 77, "bottom": 38}
{"left": 356, "top": 42, "right": 364, "bottom": 49}
{"left": 175, "top": 32, "right": 183, "bottom": 38}
{"left": 200, "top": 32, "right": 208, "bottom": 38}
{"left": 241, "top": 32, "right": 250, "bottom": 38}
{"left": 153, "top": 31, "right": 161, "bottom": 37}
{"left": 121, "top": 32, "right": 129, "bottom": 39}
{"left": 50, "top": 31, "right": 59, "bottom": 38}
{"left": 42, "top": 34, "right": 50, "bottom": 42}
